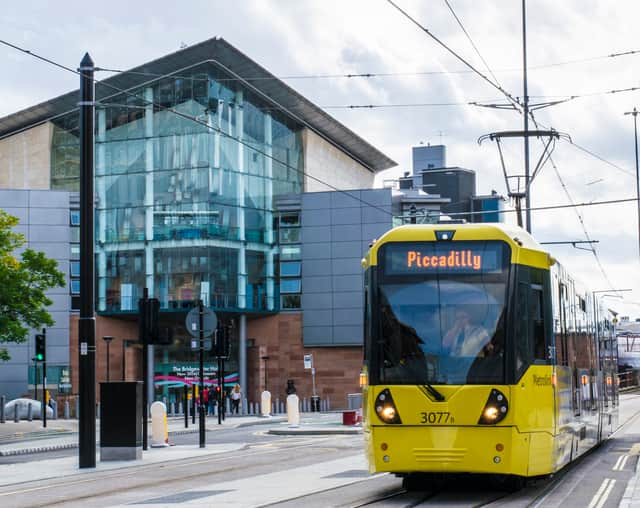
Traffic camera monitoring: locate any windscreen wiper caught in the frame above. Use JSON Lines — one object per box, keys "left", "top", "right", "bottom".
{"left": 420, "top": 383, "right": 445, "bottom": 402}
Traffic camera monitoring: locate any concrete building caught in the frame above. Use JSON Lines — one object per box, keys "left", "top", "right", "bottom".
{"left": 0, "top": 37, "right": 396, "bottom": 408}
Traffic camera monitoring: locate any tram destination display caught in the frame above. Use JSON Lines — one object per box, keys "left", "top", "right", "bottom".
{"left": 382, "top": 240, "right": 507, "bottom": 275}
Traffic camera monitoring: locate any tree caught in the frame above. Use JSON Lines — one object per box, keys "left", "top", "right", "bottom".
{"left": 0, "top": 210, "right": 65, "bottom": 360}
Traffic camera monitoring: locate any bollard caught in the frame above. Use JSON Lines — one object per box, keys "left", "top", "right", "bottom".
{"left": 64, "top": 401, "right": 70, "bottom": 420}
{"left": 260, "top": 390, "right": 271, "bottom": 417}
{"left": 0, "top": 395, "right": 4, "bottom": 423}
{"left": 286, "top": 394, "right": 300, "bottom": 427}
{"left": 14, "top": 403, "right": 19, "bottom": 422}
{"left": 150, "top": 401, "right": 169, "bottom": 447}
{"left": 27, "top": 402, "right": 33, "bottom": 422}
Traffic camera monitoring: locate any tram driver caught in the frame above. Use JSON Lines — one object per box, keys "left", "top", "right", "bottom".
{"left": 442, "top": 307, "right": 492, "bottom": 357}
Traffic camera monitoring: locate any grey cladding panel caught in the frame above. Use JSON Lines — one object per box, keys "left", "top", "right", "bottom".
{"left": 29, "top": 191, "right": 69, "bottom": 208}
{"left": 302, "top": 293, "right": 333, "bottom": 311}
{"left": 362, "top": 206, "right": 393, "bottom": 224}
{"left": 46, "top": 346, "right": 70, "bottom": 364}
{"left": 3, "top": 207, "right": 28, "bottom": 224}
{"left": 301, "top": 226, "right": 331, "bottom": 244}
{"left": 334, "top": 308, "right": 364, "bottom": 326}
{"left": 302, "top": 192, "right": 331, "bottom": 210}
{"left": 29, "top": 242, "right": 68, "bottom": 260}
{"left": 0, "top": 190, "right": 28, "bottom": 208}
{"left": 331, "top": 241, "right": 362, "bottom": 259}
{"left": 303, "top": 276, "right": 333, "bottom": 293}
{"left": 303, "top": 326, "right": 333, "bottom": 345}
{"left": 331, "top": 190, "right": 362, "bottom": 208}
{"left": 360, "top": 189, "right": 392, "bottom": 207}
{"left": 331, "top": 207, "right": 360, "bottom": 225}
{"left": 302, "top": 209, "right": 331, "bottom": 227}
{"left": 332, "top": 258, "right": 361, "bottom": 276}
{"left": 301, "top": 242, "right": 331, "bottom": 260}
{"left": 29, "top": 208, "right": 68, "bottom": 226}
{"left": 29, "top": 225, "right": 70, "bottom": 243}
{"left": 332, "top": 326, "right": 363, "bottom": 345}
{"left": 332, "top": 274, "right": 362, "bottom": 292}
{"left": 361, "top": 222, "right": 392, "bottom": 241}
{"left": 332, "top": 291, "right": 362, "bottom": 309}
{"left": 331, "top": 224, "right": 362, "bottom": 242}
{"left": 302, "top": 259, "right": 332, "bottom": 277}
{"left": 303, "top": 309, "right": 333, "bottom": 327}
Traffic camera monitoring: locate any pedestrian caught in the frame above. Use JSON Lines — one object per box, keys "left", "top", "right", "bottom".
{"left": 202, "top": 386, "right": 209, "bottom": 416}
{"left": 207, "top": 387, "right": 216, "bottom": 415}
{"left": 286, "top": 379, "right": 296, "bottom": 395}
{"left": 231, "top": 383, "right": 242, "bottom": 414}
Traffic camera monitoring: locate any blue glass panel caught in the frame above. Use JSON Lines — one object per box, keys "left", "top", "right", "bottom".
{"left": 280, "top": 279, "right": 301, "bottom": 294}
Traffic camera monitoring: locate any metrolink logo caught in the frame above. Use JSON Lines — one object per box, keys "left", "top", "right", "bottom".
{"left": 533, "top": 375, "right": 552, "bottom": 386}
{"left": 406, "top": 250, "right": 482, "bottom": 270}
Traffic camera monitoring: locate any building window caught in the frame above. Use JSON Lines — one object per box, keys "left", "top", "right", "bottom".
{"left": 280, "top": 279, "right": 301, "bottom": 294}
{"left": 70, "top": 210, "right": 80, "bottom": 226}
{"left": 280, "top": 261, "right": 301, "bottom": 277}
{"left": 276, "top": 211, "right": 301, "bottom": 309}
{"left": 281, "top": 294, "right": 301, "bottom": 309}
{"left": 280, "top": 246, "right": 301, "bottom": 260}
{"left": 279, "top": 228, "right": 300, "bottom": 244}
{"left": 70, "top": 244, "right": 80, "bottom": 259}
{"left": 71, "top": 279, "right": 80, "bottom": 294}
{"left": 70, "top": 261, "right": 80, "bottom": 277}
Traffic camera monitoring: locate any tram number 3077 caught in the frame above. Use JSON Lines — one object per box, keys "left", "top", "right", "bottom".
{"left": 420, "top": 411, "right": 454, "bottom": 424}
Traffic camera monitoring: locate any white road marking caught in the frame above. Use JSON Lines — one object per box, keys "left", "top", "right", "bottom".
{"left": 613, "top": 455, "right": 629, "bottom": 471}
{"left": 588, "top": 478, "right": 616, "bottom": 508}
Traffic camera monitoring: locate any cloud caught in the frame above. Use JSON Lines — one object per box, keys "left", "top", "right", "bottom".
{"left": 1, "top": 0, "right": 639, "bottom": 314}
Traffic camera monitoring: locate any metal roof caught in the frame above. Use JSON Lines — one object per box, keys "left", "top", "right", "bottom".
{"left": 0, "top": 37, "right": 396, "bottom": 172}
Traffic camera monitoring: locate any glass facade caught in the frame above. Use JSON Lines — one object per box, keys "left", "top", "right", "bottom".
{"left": 51, "top": 63, "right": 305, "bottom": 314}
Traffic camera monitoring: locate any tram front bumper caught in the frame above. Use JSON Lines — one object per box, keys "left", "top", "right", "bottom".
{"left": 365, "top": 425, "right": 532, "bottom": 476}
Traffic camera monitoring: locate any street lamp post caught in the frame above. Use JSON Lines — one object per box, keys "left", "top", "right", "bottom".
{"left": 624, "top": 107, "right": 640, "bottom": 257}
{"left": 102, "top": 336, "right": 113, "bottom": 382}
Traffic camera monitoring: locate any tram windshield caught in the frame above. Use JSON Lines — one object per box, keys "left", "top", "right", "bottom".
{"left": 375, "top": 241, "right": 510, "bottom": 385}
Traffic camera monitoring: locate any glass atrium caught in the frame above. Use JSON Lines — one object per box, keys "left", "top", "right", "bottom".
{"left": 51, "top": 62, "right": 304, "bottom": 314}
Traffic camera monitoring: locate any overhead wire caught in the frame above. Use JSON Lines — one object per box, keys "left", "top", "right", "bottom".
{"left": 0, "top": 38, "right": 399, "bottom": 219}
{"left": 385, "top": 0, "right": 522, "bottom": 111}
{"left": 417, "top": 0, "right": 623, "bottom": 288}
{"left": 0, "top": 37, "right": 637, "bottom": 241}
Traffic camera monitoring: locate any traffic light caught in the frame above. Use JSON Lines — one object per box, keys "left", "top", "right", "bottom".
{"left": 35, "top": 333, "right": 46, "bottom": 362}
{"left": 138, "top": 297, "right": 160, "bottom": 345}
{"left": 214, "top": 324, "right": 231, "bottom": 358}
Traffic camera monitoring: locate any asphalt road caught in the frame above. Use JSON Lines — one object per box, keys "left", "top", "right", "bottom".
{"left": 1, "top": 395, "right": 640, "bottom": 507}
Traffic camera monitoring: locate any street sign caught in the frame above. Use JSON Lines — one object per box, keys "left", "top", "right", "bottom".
{"left": 303, "top": 354, "right": 312, "bottom": 369}
{"left": 185, "top": 307, "right": 217, "bottom": 338}
{"left": 190, "top": 338, "right": 213, "bottom": 351}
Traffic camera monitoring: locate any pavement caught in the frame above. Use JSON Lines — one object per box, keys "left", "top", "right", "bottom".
{"left": 0, "top": 409, "right": 361, "bottom": 460}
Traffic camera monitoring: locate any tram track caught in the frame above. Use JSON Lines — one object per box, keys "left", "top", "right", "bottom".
{"left": 0, "top": 434, "right": 354, "bottom": 508}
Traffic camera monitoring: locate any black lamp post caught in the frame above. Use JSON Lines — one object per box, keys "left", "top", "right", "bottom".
{"left": 102, "top": 336, "right": 114, "bottom": 382}
{"left": 261, "top": 356, "right": 270, "bottom": 392}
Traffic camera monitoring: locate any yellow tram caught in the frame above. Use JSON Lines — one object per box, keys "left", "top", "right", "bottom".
{"left": 361, "top": 223, "right": 619, "bottom": 489}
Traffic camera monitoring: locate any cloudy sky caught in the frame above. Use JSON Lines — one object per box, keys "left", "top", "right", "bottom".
{"left": 2, "top": 0, "right": 640, "bottom": 317}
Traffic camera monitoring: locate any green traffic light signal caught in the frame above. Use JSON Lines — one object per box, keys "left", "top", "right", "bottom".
{"left": 35, "top": 333, "right": 46, "bottom": 362}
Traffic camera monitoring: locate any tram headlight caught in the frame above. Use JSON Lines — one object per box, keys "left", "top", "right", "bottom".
{"left": 375, "top": 388, "right": 402, "bottom": 424}
{"left": 478, "top": 389, "right": 509, "bottom": 425}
